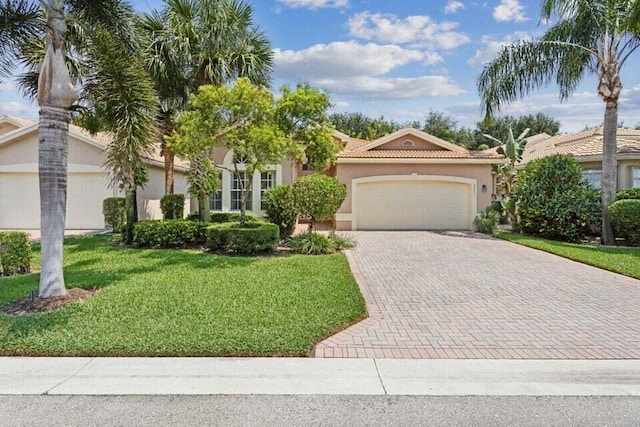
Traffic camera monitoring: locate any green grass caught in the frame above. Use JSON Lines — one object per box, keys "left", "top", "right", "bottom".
{"left": 0, "top": 237, "right": 365, "bottom": 356}
{"left": 496, "top": 232, "right": 640, "bottom": 280}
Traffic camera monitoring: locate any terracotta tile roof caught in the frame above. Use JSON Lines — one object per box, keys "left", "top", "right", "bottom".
{"left": 0, "top": 115, "right": 189, "bottom": 169}
{"left": 521, "top": 127, "right": 640, "bottom": 164}
{"left": 338, "top": 149, "right": 504, "bottom": 159}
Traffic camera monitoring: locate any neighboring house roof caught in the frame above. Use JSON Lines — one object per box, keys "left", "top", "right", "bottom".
{"left": 482, "top": 132, "right": 552, "bottom": 155}
{"left": 336, "top": 127, "right": 503, "bottom": 162}
{"left": 521, "top": 127, "right": 640, "bottom": 164}
{"left": 0, "top": 115, "right": 189, "bottom": 171}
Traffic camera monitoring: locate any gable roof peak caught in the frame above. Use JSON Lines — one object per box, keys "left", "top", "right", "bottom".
{"left": 357, "top": 127, "right": 468, "bottom": 153}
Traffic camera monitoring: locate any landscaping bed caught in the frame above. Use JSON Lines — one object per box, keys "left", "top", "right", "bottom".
{"left": 496, "top": 232, "right": 640, "bottom": 280}
{"left": 0, "top": 236, "right": 365, "bottom": 356}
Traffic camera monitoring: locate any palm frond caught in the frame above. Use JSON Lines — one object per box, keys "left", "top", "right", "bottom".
{"left": 0, "top": 0, "right": 42, "bottom": 81}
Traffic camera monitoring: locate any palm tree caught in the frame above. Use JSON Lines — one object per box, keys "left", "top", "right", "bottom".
{"left": 477, "top": 0, "right": 640, "bottom": 245}
{"left": 140, "top": 0, "right": 273, "bottom": 196}
{"left": 0, "top": 0, "right": 141, "bottom": 297}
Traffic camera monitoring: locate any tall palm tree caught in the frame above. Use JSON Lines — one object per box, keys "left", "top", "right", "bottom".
{"left": 140, "top": 0, "right": 273, "bottom": 195}
{"left": 0, "top": 0, "right": 141, "bottom": 297}
{"left": 477, "top": 0, "right": 640, "bottom": 245}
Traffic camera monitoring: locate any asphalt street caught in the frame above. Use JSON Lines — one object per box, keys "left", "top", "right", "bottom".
{"left": 1, "top": 395, "right": 639, "bottom": 426}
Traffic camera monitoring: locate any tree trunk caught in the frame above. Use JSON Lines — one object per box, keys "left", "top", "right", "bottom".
{"left": 37, "top": 1, "right": 77, "bottom": 298}
{"left": 124, "top": 189, "right": 137, "bottom": 245}
{"left": 601, "top": 100, "right": 618, "bottom": 245}
{"left": 198, "top": 193, "right": 210, "bottom": 222}
{"left": 163, "top": 144, "right": 175, "bottom": 195}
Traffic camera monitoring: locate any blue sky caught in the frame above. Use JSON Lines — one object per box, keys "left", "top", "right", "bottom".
{"left": 2, "top": 0, "right": 640, "bottom": 132}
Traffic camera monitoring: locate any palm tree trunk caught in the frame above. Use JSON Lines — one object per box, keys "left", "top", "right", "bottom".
{"left": 37, "top": 1, "right": 77, "bottom": 298}
{"left": 124, "top": 188, "right": 137, "bottom": 245}
{"left": 162, "top": 144, "right": 175, "bottom": 194}
{"left": 601, "top": 100, "right": 618, "bottom": 245}
{"left": 38, "top": 106, "right": 70, "bottom": 297}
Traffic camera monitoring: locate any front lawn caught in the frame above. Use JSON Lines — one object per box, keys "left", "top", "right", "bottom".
{"left": 496, "top": 232, "right": 640, "bottom": 280}
{"left": 0, "top": 237, "right": 365, "bottom": 356}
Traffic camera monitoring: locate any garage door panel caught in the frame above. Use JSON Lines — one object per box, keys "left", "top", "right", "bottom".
{"left": 355, "top": 179, "right": 472, "bottom": 230}
{"left": 0, "top": 172, "right": 111, "bottom": 229}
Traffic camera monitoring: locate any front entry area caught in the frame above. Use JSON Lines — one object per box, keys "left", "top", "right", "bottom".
{"left": 353, "top": 176, "right": 476, "bottom": 230}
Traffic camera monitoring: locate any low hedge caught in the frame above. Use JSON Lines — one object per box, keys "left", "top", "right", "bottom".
{"left": 133, "top": 220, "right": 208, "bottom": 248}
{"left": 609, "top": 199, "right": 640, "bottom": 246}
{"left": 206, "top": 222, "right": 279, "bottom": 255}
{"left": 0, "top": 231, "right": 31, "bottom": 275}
{"left": 160, "top": 194, "right": 185, "bottom": 219}
{"left": 103, "top": 197, "right": 126, "bottom": 233}
{"left": 209, "top": 212, "right": 260, "bottom": 224}
{"left": 615, "top": 188, "right": 640, "bottom": 201}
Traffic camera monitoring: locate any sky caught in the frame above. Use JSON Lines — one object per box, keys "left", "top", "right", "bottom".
{"left": 3, "top": 0, "right": 640, "bottom": 132}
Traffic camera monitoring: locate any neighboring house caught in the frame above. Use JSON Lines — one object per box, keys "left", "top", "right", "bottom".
{"left": 519, "top": 128, "right": 640, "bottom": 190}
{"left": 0, "top": 115, "right": 190, "bottom": 230}
{"left": 207, "top": 127, "right": 504, "bottom": 231}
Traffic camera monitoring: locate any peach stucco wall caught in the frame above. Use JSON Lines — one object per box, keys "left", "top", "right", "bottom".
{"left": 374, "top": 135, "right": 444, "bottom": 151}
{"left": 335, "top": 162, "right": 495, "bottom": 220}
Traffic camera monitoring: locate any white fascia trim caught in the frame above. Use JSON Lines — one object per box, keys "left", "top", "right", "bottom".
{"left": 337, "top": 158, "right": 501, "bottom": 164}
{"left": 350, "top": 174, "right": 478, "bottom": 231}
{"left": 357, "top": 128, "right": 467, "bottom": 153}
{"left": 0, "top": 124, "right": 38, "bottom": 147}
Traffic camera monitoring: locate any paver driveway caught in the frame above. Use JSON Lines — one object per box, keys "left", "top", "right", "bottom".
{"left": 315, "top": 231, "right": 640, "bottom": 359}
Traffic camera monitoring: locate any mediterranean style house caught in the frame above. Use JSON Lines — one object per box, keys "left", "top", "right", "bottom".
{"left": 518, "top": 128, "right": 640, "bottom": 190}
{"left": 0, "top": 115, "right": 190, "bottom": 229}
{"left": 207, "top": 127, "right": 504, "bottom": 231}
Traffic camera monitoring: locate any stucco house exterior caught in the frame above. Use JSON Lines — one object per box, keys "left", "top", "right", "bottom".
{"left": 206, "top": 127, "right": 504, "bottom": 231}
{"left": 519, "top": 128, "right": 640, "bottom": 190}
{"left": 0, "top": 115, "right": 190, "bottom": 230}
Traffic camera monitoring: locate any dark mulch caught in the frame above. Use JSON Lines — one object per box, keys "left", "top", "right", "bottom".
{"left": 3, "top": 287, "right": 101, "bottom": 316}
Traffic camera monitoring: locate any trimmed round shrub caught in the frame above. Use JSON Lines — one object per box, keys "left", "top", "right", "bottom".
{"left": 209, "top": 212, "right": 260, "bottom": 224}
{"left": 293, "top": 174, "right": 347, "bottom": 230}
{"left": 473, "top": 209, "right": 499, "bottom": 234}
{"left": 615, "top": 188, "right": 640, "bottom": 201}
{"left": 0, "top": 231, "right": 31, "bottom": 275}
{"left": 102, "top": 197, "right": 126, "bottom": 233}
{"left": 288, "top": 232, "right": 335, "bottom": 255}
{"left": 263, "top": 184, "right": 297, "bottom": 238}
{"left": 133, "top": 220, "right": 208, "bottom": 248}
{"left": 160, "top": 194, "right": 185, "bottom": 219}
{"left": 206, "top": 222, "right": 279, "bottom": 254}
{"left": 514, "top": 155, "right": 601, "bottom": 242}
{"left": 609, "top": 199, "right": 640, "bottom": 246}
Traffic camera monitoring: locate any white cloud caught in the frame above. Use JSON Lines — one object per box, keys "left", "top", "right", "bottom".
{"left": 316, "top": 75, "right": 466, "bottom": 99}
{"left": 444, "top": 1, "right": 465, "bottom": 14}
{"left": 467, "top": 31, "right": 529, "bottom": 67}
{"left": 0, "top": 101, "right": 35, "bottom": 117}
{"left": 423, "top": 52, "right": 444, "bottom": 66}
{"left": 278, "top": 0, "right": 348, "bottom": 9}
{"left": 274, "top": 41, "right": 425, "bottom": 80}
{"left": 331, "top": 101, "right": 350, "bottom": 110}
{"left": 0, "top": 81, "right": 16, "bottom": 92}
{"left": 493, "top": 0, "right": 527, "bottom": 22}
{"left": 347, "top": 11, "right": 469, "bottom": 50}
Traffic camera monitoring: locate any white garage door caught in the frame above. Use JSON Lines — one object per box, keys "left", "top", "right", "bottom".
{"left": 355, "top": 178, "right": 474, "bottom": 230}
{"left": 0, "top": 172, "right": 111, "bottom": 229}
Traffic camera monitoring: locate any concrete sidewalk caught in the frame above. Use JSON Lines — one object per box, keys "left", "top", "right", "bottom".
{"left": 2, "top": 358, "right": 640, "bottom": 396}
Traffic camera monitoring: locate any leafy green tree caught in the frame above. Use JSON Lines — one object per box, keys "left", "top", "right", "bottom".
{"left": 293, "top": 174, "right": 347, "bottom": 232}
{"left": 276, "top": 83, "right": 340, "bottom": 170}
{"left": 329, "top": 112, "right": 402, "bottom": 140}
{"left": 0, "top": 0, "right": 141, "bottom": 298}
{"left": 422, "top": 110, "right": 477, "bottom": 148}
{"left": 476, "top": 114, "right": 560, "bottom": 148}
{"left": 477, "top": 0, "right": 640, "bottom": 245}
{"left": 140, "top": 0, "right": 273, "bottom": 195}
{"left": 169, "top": 78, "right": 288, "bottom": 224}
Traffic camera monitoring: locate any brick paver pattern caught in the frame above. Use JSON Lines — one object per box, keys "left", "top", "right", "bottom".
{"left": 315, "top": 231, "right": 640, "bottom": 359}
